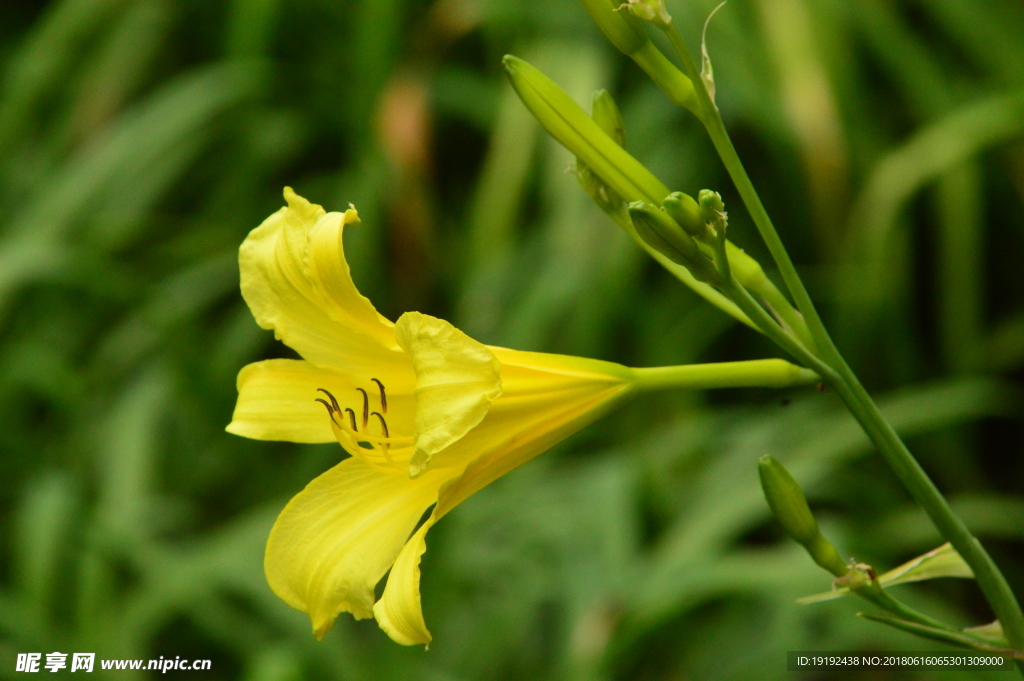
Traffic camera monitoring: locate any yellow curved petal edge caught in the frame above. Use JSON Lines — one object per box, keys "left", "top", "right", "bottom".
{"left": 373, "top": 518, "right": 436, "bottom": 646}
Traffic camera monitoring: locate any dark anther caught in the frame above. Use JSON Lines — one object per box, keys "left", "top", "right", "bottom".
{"left": 315, "top": 398, "right": 333, "bottom": 415}
{"left": 371, "top": 411, "right": 389, "bottom": 438}
{"left": 356, "top": 388, "right": 369, "bottom": 429}
{"left": 371, "top": 378, "right": 387, "bottom": 414}
{"left": 344, "top": 408, "right": 358, "bottom": 431}
{"left": 317, "top": 388, "right": 340, "bottom": 412}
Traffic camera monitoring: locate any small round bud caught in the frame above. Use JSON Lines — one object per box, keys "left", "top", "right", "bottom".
{"left": 698, "top": 189, "right": 725, "bottom": 222}
{"left": 662, "top": 192, "right": 703, "bottom": 237}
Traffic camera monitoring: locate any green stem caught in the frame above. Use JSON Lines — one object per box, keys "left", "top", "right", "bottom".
{"left": 721, "top": 275, "right": 836, "bottom": 386}
{"left": 633, "top": 358, "right": 818, "bottom": 392}
{"left": 653, "top": 19, "right": 1024, "bottom": 664}
{"left": 852, "top": 580, "right": 963, "bottom": 634}
{"left": 660, "top": 23, "right": 833, "bottom": 357}
{"left": 827, "top": 354, "right": 1024, "bottom": 660}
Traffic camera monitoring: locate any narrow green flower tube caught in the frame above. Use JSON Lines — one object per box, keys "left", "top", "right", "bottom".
{"left": 633, "top": 359, "right": 818, "bottom": 391}
{"left": 758, "top": 455, "right": 848, "bottom": 577}
{"left": 628, "top": 201, "right": 717, "bottom": 283}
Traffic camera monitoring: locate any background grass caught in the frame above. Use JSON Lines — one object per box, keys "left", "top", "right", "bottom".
{"left": 1, "top": 0, "right": 1023, "bottom": 678}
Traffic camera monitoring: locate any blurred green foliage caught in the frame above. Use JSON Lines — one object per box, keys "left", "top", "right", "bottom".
{"left": 1, "top": 0, "right": 1023, "bottom": 678}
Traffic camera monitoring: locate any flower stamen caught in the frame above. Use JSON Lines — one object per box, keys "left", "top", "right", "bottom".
{"left": 317, "top": 387, "right": 341, "bottom": 413}
{"left": 315, "top": 385, "right": 411, "bottom": 473}
{"left": 314, "top": 397, "right": 339, "bottom": 425}
{"left": 371, "top": 377, "right": 387, "bottom": 414}
{"left": 371, "top": 411, "right": 393, "bottom": 464}
{"left": 356, "top": 388, "right": 369, "bottom": 429}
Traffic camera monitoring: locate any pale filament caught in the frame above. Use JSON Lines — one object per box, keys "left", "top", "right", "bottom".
{"left": 315, "top": 384, "right": 411, "bottom": 473}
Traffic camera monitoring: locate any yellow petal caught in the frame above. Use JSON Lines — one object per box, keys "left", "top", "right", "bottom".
{"left": 439, "top": 386, "right": 630, "bottom": 517}
{"left": 394, "top": 311, "right": 502, "bottom": 476}
{"left": 421, "top": 348, "right": 634, "bottom": 478}
{"left": 373, "top": 518, "right": 435, "bottom": 646}
{"left": 227, "top": 358, "right": 417, "bottom": 444}
{"left": 370, "top": 352, "right": 634, "bottom": 646}
{"left": 226, "top": 359, "right": 349, "bottom": 442}
{"left": 240, "top": 188, "right": 410, "bottom": 386}
{"left": 265, "top": 457, "right": 450, "bottom": 638}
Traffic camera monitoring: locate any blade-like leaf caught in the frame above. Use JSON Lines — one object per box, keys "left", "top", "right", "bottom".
{"left": 798, "top": 543, "right": 973, "bottom": 604}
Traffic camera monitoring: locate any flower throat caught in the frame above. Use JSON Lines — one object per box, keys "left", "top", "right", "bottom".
{"left": 316, "top": 380, "right": 413, "bottom": 473}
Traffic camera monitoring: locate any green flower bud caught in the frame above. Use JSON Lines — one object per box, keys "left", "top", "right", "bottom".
{"left": 698, "top": 189, "right": 726, "bottom": 224}
{"left": 628, "top": 201, "right": 717, "bottom": 282}
{"left": 662, "top": 191, "right": 703, "bottom": 237}
{"left": 573, "top": 0, "right": 698, "bottom": 112}
{"left": 758, "top": 456, "right": 848, "bottom": 577}
{"left": 503, "top": 55, "right": 668, "bottom": 205}
{"left": 577, "top": 165, "right": 625, "bottom": 216}
{"left": 576, "top": 0, "right": 649, "bottom": 56}
{"left": 621, "top": 0, "right": 672, "bottom": 27}
{"left": 590, "top": 90, "right": 625, "bottom": 146}
{"left": 575, "top": 90, "right": 628, "bottom": 216}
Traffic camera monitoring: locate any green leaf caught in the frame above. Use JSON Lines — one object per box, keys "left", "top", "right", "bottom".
{"left": 798, "top": 543, "right": 973, "bottom": 604}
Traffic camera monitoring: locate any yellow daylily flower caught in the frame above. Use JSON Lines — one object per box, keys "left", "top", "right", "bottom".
{"left": 227, "top": 188, "right": 817, "bottom": 647}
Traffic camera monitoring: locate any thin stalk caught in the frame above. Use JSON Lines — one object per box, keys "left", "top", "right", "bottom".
{"left": 721, "top": 275, "right": 837, "bottom": 386}
{"left": 652, "top": 19, "right": 1024, "bottom": 664}
{"left": 852, "top": 581, "right": 965, "bottom": 635}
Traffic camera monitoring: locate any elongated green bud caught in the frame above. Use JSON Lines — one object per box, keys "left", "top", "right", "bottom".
{"left": 574, "top": 0, "right": 698, "bottom": 112}
{"left": 628, "top": 202, "right": 717, "bottom": 282}
{"left": 590, "top": 90, "right": 625, "bottom": 146}
{"left": 577, "top": 90, "right": 628, "bottom": 216}
{"left": 504, "top": 55, "right": 669, "bottom": 205}
{"left": 758, "top": 456, "right": 848, "bottom": 577}
{"left": 662, "top": 191, "right": 703, "bottom": 237}
{"left": 576, "top": 0, "right": 648, "bottom": 55}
